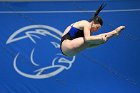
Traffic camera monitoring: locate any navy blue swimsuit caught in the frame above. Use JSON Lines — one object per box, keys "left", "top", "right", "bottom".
{"left": 60, "top": 25, "right": 84, "bottom": 55}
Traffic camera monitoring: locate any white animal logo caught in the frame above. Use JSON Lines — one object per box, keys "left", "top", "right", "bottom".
{"left": 6, "top": 25, "right": 76, "bottom": 79}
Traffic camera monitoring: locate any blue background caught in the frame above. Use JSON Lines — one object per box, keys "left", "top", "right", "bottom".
{"left": 0, "top": 1, "right": 140, "bottom": 93}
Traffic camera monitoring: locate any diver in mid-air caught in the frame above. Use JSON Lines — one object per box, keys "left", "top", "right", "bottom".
{"left": 60, "top": 3, "right": 125, "bottom": 56}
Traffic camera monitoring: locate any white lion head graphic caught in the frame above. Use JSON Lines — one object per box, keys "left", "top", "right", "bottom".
{"left": 6, "top": 25, "right": 76, "bottom": 79}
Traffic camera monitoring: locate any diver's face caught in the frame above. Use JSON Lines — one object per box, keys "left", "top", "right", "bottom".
{"left": 90, "top": 22, "right": 101, "bottom": 32}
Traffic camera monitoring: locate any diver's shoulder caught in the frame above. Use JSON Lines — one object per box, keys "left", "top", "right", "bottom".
{"left": 71, "top": 20, "right": 89, "bottom": 27}
{"left": 77, "top": 20, "right": 89, "bottom": 25}
{"left": 79, "top": 20, "right": 89, "bottom": 23}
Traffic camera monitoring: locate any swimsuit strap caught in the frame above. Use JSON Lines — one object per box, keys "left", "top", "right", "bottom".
{"left": 70, "top": 23, "right": 74, "bottom": 27}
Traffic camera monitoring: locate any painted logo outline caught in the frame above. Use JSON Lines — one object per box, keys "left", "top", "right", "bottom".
{"left": 6, "top": 25, "right": 76, "bottom": 79}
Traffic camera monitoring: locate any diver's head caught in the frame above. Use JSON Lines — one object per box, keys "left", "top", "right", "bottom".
{"left": 89, "top": 16, "right": 103, "bottom": 32}
{"left": 89, "top": 16, "right": 103, "bottom": 26}
{"left": 89, "top": 2, "right": 106, "bottom": 32}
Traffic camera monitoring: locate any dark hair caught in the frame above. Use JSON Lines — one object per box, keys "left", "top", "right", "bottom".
{"left": 89, "top": 2, "right": 106, "bottom": 26}
{"left": 89, "top": 16, "right": 103, "bottom": 26}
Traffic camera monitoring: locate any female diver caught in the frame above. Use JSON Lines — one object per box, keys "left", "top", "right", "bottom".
{"left": 60, "top": 3, "right": 125, "bottom": 57}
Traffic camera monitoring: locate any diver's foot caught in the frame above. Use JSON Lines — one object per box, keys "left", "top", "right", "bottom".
{"left": 114, "top": 26, "right": 125, "bottom": 36}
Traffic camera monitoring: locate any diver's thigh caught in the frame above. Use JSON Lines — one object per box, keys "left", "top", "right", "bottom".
{"left": 61, "top": 38, "right": 88, "bottom": 56}
{"left": 61, "top": 37, "right": 86, "bottom": 51}
{"left": 70, "top": 37, "right": 86, "bottom": 48}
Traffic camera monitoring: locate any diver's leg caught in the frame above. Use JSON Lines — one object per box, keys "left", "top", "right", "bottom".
{"left": 85, "top": 26, "right": 125, "bottom": 45}
{"left": 61, "top": 37, "right": 88, "bottom": 56}
{"left": 99, "top": 26, "right": 125, "bottom": 39}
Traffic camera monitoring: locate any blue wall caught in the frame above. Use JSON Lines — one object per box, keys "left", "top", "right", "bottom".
{"left": 0, "top": 1, "right": 140, "bottom": 93}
